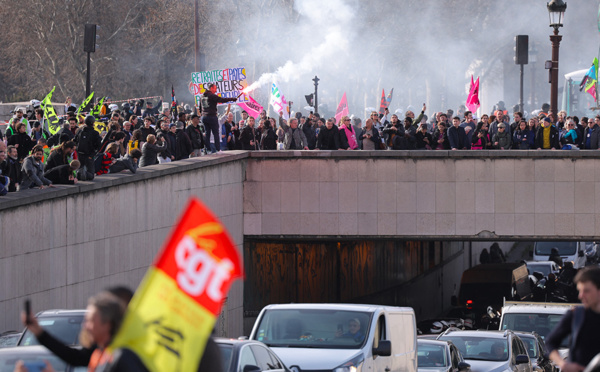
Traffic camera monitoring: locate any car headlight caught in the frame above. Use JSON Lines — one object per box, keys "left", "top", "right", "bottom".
{"left": 333, "top": 354, "right": 364, "bottom": 372}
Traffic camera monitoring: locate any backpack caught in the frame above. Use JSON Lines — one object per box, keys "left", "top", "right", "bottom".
{"left": 76, "top": 127, "right": 95, "bottom": 156}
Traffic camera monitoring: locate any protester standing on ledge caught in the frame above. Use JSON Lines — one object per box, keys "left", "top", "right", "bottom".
{"left": 201, "top": 83, "right": 237, "bottom": 153}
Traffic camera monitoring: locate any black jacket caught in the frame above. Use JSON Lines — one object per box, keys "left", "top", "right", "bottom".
{"left": 316, "top": 126, "right": 340, "bottom": 150}
{"left": 301, "top": 123, "right": 317, "bottom": 150}
{"left": 260, "top": 127, "right": 277, "bottom": 150}
{"left": 359, "top": 127, "right": 382, "bottom": 150}
{"left": 74, "top": 125, "right": 102, "bottom": 157}
{"left": 2, "top": 157, "right": 21, "bottom": 192}
{"left": 201, "top": 92, "right": 236, "bottom": 116}
{"left": 7, "top": 132, "right": 35, "bottom": 161}
{"left": 139, "top": 126, "right": 156, "bottom": 142}
{"left": 186, "top": 124, "right": 204, "bottom": 150}
{"left": 431, "top": 128, "right": 450, "bottom": 149}
{"left": 583, "top": 126, "right": 600, "bottom": 149}
{"left": 415, "top": 131, "right": 433, "bottom": 149}
{"left": 382, "top": 123, "right": 406, "bottom": 149}
{"left": 240, "top": 126, "right": 258, "bottom": 150}
{"left": 448, "top": 125, "right": 470, "bottom": 149}
{"left": 175, "top": 129, "right": 193, "bottom": 160}
{"left": 45, "top": 148, "right": 69, "bottom": 172}
{"left": 535, "top": 125, "right": 560, "bottom": 149}
{"left": 43, "top": 164, "right": 75, "bottom": 185}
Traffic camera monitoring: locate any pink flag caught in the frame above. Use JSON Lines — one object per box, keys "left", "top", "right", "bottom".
{"left": 238, "top": 95, "right": 263, "bottom": 119}
{"left": 335, "top": 92, "right": 349, "bottom": 124}
{"left": 466, "top": 76, "right": 480, "bottom": 113}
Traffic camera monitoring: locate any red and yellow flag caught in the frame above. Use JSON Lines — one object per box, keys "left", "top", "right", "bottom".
{"left": 109, "top": 197, "right": 243, "bottom": 371}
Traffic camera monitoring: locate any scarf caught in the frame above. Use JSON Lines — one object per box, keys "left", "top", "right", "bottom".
{"left": 340, "top": 124, "right": 358, "bottom": 149}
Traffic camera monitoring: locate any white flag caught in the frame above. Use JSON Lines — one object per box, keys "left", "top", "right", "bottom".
{"left": 270, "top": 82, "right": 289, "bottom": 120}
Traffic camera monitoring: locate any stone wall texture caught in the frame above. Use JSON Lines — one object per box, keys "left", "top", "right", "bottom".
{"left": 2, "top": 150, "right": 600, "bottom": 335}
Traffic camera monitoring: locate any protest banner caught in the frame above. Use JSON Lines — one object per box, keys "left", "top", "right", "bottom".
{"left": 238, "top": 95, "right": 263, "bottom": 119}
{"left": 91, "top": 97, "right": 106, "bottom": 119}
{"left": 109, "top": 197, "right": 243, "bottom": 371}
{"left": 40, "top": 87, "right": 61, "bottom": 135}
{"left": 77, "top": 92, "right": 94, "bottom": 116}
{"left": 190, "top": 67, "right": 248, "bottom": 108}
{"left": 335, "top": 92, "right": 349, "bottom": 124}
{"left": 270, "top": 82, "right": 289, "bottom": 120}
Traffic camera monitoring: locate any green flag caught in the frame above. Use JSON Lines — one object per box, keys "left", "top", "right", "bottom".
{"left": 92, "top": 96, "right": 106, "bottom": 119}
{"left": 40, "top": 87, "right": 61, "bottom": 135}
{"left": 76, "top": 92, "right": 95, "bottom": 116}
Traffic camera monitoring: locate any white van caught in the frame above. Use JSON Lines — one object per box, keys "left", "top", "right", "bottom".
{"left": 499, "top": 301, "right": 577, "bottom": 359}
{"left": 249, "top": 303, "right": 417, "bottom": 372}
{"left": 532, "top": 241, "right": 589, "bottom": 269}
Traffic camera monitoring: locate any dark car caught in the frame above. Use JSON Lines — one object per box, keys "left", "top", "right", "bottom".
{"left": 0, "top": 345, "right": 85, "bottom": 372}
{"left": 215, "top": 338, "right": 290, "bottom": 372}
{"left": 417, "top": 339, "right": 470, "bottom": 372}
{"left": 18, "top": 309, "right": 86, "bottom": 347}
{"left": 513, "top": 331, "right": 557, "bottom": 372}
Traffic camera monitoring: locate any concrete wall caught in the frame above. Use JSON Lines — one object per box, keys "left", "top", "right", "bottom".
{"left": 0, "top": 153, "right": 247, "bottom": 335}
{"left": 3, "top": 150, "right": 600, "bottom": 335}
{"left": 243, "top": 151, "right": 600, "bottom": 240}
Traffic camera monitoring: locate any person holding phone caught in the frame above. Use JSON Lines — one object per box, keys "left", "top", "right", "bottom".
{"left": 335, "top": 318, "right": 365, "bottom": 343}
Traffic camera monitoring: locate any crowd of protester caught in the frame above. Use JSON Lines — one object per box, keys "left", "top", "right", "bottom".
{"left": 1, "top": 91, "right": 599, "bottom": 195}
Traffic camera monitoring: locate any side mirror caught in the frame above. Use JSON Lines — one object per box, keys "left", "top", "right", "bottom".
{"left": 243, "top": 365, "right": 262, "bottom": 372}
{"left": 373, "top": 340, "right": 391, "bottom": 357}
{"left": 458, "top": 361, "right": 471, "bottom": 371}
{"left": 515, "top": 354, "right": 529, "bottom": 365}
{"left": 451, "top": 295, "right": 458, "bottom": 307}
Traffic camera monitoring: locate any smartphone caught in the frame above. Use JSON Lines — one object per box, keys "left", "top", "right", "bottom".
{"left": 23, "top": 361, "right": 46, "bottom": 372}
{"left": 24, "top": 299, "right": 31, "bottom": 325}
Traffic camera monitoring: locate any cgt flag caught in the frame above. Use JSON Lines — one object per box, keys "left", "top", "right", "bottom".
{"left": 334, "top": 92, "right": 349, "bottom": 124}
{"left": 270, "top": 82, "right": 289, "bottom": 120}
{"left": 109, "top": 198, "right": 243, "bottom": 371}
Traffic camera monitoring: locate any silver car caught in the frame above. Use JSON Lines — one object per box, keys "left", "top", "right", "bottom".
{"left": 418, "top": 339, "right": 470, "bottom": 372}
{"left": 437, "top": 329, "right": 532, "bottom": 372}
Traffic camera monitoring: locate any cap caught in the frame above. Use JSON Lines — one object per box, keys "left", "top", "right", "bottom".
{"left": 543, "top": 117, "right": 552, "bottom": 124}
{"left": 169, "top": 123, "right": 176, "bottom": 129}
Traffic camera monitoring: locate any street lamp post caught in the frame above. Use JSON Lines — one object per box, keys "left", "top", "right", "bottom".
{"left": 547, "top": 0, "right": 567, "bottom": 119}
{"left": 313, "top": 76, "right": 320, "bottom": 115}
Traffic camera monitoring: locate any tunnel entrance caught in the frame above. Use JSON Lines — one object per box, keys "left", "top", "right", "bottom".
{"left": 242, "top": 239, "right": 467, "bottom": 333}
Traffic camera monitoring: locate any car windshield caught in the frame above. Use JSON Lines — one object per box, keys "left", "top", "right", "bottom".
{"left": 19, "top": 315, "right": 84, "bottom": 346}
{"left": 217, "top": 344, "right": 233, "bottom": 370}
{"left": 526, "top": 263, "right": 552, "bottom": 276}
{"left": 534, "top": 242, "right": 577, "bottom": 256}
{"left": 417, "top": 343, "right": 448, "bottom": 367}
{"left": 518, "top": 336, "right": 538, "bottom": 358}
{"left": 438, "top": 336, "right": 508, "bottom": 361}
{"left": 0, "top": 352, "right": 67, "bottom": 372}
{"left": 254, "top": 309, "right": 372, "bottom": 349}
{"left": 500, "top": 313, "right": 568, "bottom": 348}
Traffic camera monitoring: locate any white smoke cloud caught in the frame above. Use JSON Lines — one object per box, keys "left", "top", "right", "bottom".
{"left": 244, "top": 0, "right": 356, "bottom": 93}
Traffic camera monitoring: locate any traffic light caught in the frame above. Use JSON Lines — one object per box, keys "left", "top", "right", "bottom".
{"left": 515, "top": 35, "right": 528, "bottom": 65}
{"left": 84, "top": 24, "right": 99, "bottom": 53}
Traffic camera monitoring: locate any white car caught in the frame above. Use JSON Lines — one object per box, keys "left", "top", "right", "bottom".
{"left": 417, "top": 339, "right": 470, "bottom": 372}
{"left": 499, "top": 301, "right": 575, "bottom": 360}
{"left": 437, "top": 329, "right": 532, "bottom": 372}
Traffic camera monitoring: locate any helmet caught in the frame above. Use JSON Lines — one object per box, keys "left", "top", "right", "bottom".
{"left": 122, "top": 102, "right": 131, "bottom": 110}
{"left": 30, "top": 99, "right": 41, "bottom": 108}
{"left": 430, "top": 321, "right": 444, "bottom": 334}
{"left": 85, "top": 115, "right": 96, "bottom": 127}
{"left": 108, "top": 103, "right": 118, "bottom": 112}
